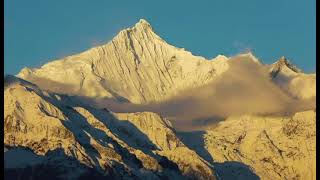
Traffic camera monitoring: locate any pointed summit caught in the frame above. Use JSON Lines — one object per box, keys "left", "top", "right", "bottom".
{"left": 112, "top": 18, "right": 159, "bottom": 43}
{"left": 274, "top": 56, "right": 302, "bottom": 73}
{"left": 136, "top": 19, "right": 151, "bottom": 27}
{"left": 278, "top": 56, "right": 287, "bottom": 62}
{"left": 277, "top": 56, "right": 290, "bottom": 65}
{"left": 132, "top": 18, "right": 154, "bottom": 32}
{"left": 270, "top": 56, "right": 302, "bottom": 78}
{"left": 120, "top": 18, "right": 153, "bottom": 32}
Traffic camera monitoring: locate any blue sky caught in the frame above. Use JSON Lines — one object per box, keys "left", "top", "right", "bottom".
{"left": 4, "top": 0, "right": 316, "bottom": 74}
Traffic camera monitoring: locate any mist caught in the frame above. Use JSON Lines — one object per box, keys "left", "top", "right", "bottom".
{"left": 76, "top": 56, "right": 315, "bottom": 131}
{"left": 19, "top": 56, "right": 316, "bottom": 131}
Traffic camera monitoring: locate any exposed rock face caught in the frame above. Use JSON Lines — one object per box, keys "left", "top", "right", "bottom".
{"left": 17, "top": 19, "right": 229, "bottom": 104}
{"left": 204, "top": 111, "right": 316, "bottom": 180}
{"left": 4, "top": 75, "right": 216, "bottom": 179}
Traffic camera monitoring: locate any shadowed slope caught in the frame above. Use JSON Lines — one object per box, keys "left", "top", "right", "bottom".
{"left": 4, "top": 76, "right": 216, "bottom": 179}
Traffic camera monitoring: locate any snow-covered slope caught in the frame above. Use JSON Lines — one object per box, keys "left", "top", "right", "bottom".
{"left": 204, "top": 111, "right": 316, "bottom": 180}
{"left": 4, "top": 75, "right": 216, "bottom": 179}
{"left": 17, "top": 19, "right": 229, "bottom": 104}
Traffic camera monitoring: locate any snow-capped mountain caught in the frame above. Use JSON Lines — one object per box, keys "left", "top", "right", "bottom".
{"left": 17, "top": 19, "right": 229, "bottom": 104}
{"left": 5, "top": 19, "right": 316, "bottom": 180}
{"left": 16, "top": 19, "right": 315, "bottom": 104}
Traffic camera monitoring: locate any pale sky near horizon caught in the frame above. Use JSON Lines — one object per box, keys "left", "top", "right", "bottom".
{"left": 4, "top": 0, "right": 316, "bottom": 74}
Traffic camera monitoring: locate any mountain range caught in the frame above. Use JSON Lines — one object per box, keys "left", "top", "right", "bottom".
{"left": 4, "top": 19, "right": 316, "bottom": 180}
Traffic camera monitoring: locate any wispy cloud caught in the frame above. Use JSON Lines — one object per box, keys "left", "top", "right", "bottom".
{"left": 25, "top": 55, "right": 315, "bottom": 132}
{"left": 232, "top": 40, "right": 253, "bottom": 54}
{"left": 76, "top": 56, "right": 315, "bottom": 131}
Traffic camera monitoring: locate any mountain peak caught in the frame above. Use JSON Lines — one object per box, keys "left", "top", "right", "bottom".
{"left": 274, "top": 56, "right": 302, "bottom": 73}
{"left": 114, "top": 18, "right": 156, "bottom": 42}
{"left": 136, "top": 19, "right": 151, "bottom": 27}
{"left": 270, "top": 56, "right": 302, "bottom": 78}
{"left": 278, "top": 56, "right": 286, "bottom": 62}
{"left": 129, "top": 18, "right": 153, "bottom": 32}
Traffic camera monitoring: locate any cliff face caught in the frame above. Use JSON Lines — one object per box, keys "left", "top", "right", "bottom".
{"left": 4, "top": 75, "right": 216, "bottom": 179}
